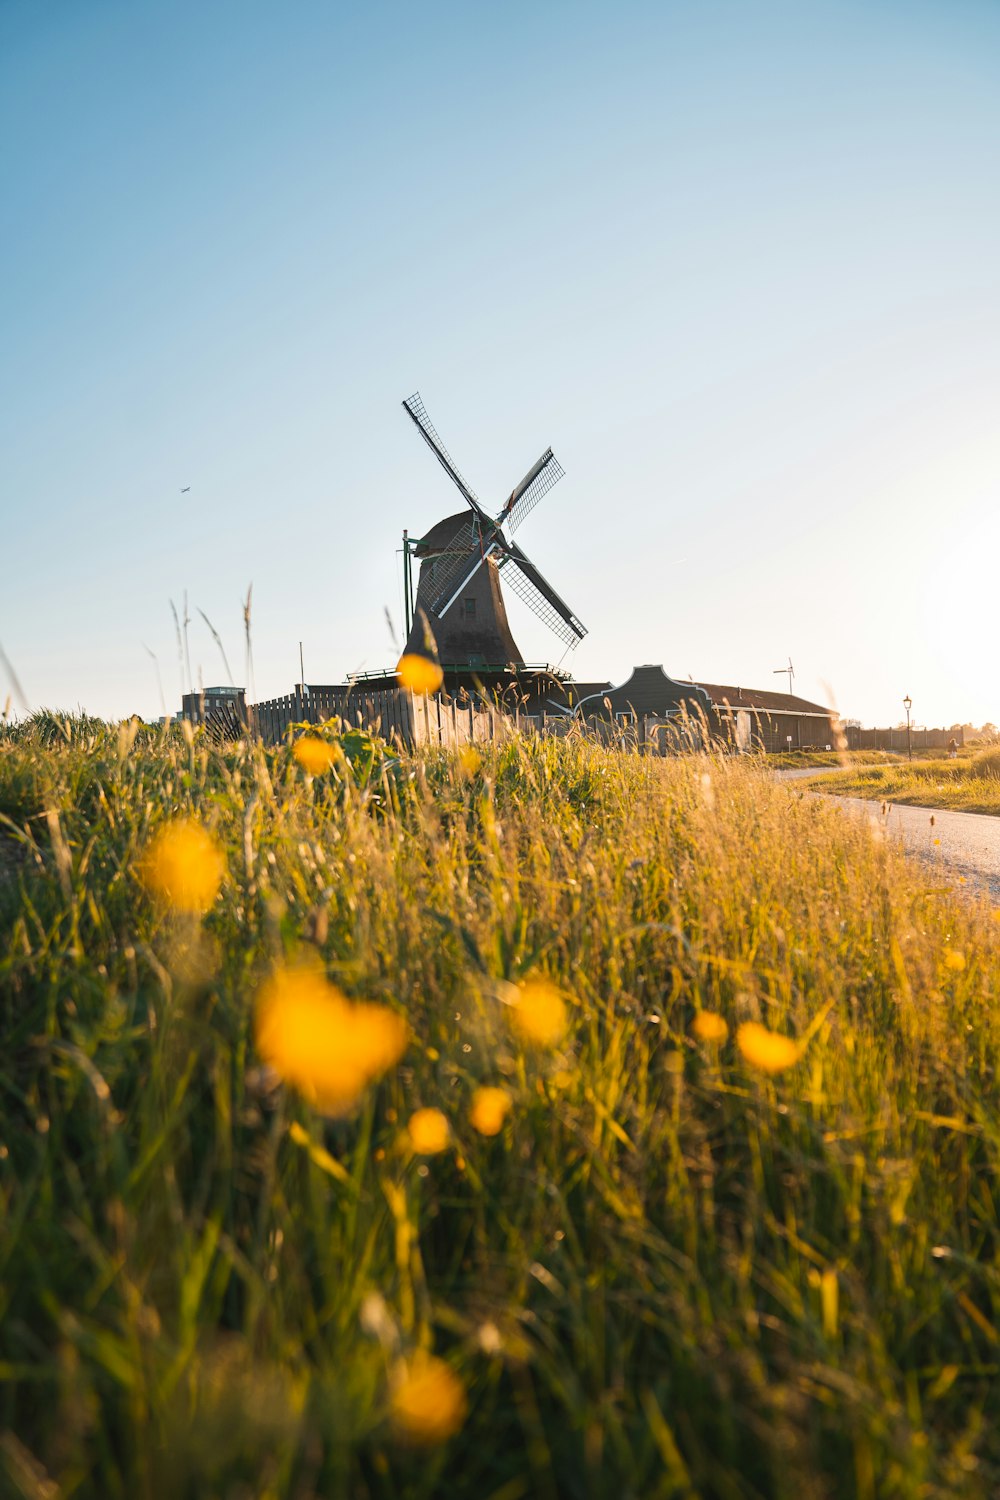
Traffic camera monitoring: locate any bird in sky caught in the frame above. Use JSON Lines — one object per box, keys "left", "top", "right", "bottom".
{"left": 180, "top": 486, "right": 191, "bottom": 493}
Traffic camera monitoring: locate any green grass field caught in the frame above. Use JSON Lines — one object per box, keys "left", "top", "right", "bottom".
{"left": 3, "top": 716, "right": 1000, "bottom": 1498}
{"left": 806, "top": 749, "right": 1000, "bottom": 816}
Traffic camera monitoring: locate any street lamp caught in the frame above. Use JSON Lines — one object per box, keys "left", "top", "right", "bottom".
{"left": 903, "top": 695, "right": 912, "bottom": 762}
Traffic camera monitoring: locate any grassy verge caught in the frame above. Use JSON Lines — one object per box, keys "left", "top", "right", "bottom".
{"left": 2, "top": 721, "right": 1000, "bottom": 1497}
{"left": 764, "top": 749, "right": 904, "bottom": 770}
{"left": 806, "top": 750, "right": 1000, "bottom": 815}
{"left": 766, "top": 748, "right": 983, "bottom": 770}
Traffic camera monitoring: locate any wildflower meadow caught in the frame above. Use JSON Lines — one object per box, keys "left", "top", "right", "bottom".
{"left": 1, "top": 715, "right": 999, "bottom": 1498}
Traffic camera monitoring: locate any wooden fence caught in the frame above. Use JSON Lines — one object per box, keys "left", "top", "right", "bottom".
{"left": 251, "top": 686, "right": 411, "bottom": 747}
{"left": 249, "top": 685, "right": 707, "bottom": 754}
{"left": 844, "top": 725, "right": 964, "bottom": 752}
{"left": 245, "top": 690, "right": 965, "bottom": 762}
{"left": 239, "top": 688, "right": 969, "bottom": 760}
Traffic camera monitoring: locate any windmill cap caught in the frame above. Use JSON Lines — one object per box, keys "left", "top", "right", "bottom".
{"left": 415, "top": 511, "right": 480, "bottom": 557}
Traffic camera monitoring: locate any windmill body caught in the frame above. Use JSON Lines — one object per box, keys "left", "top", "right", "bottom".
{"left": 405, "top": 510, "right": 523, "bottom": 667}
{"left": 399, "top": 392, "right": 586, "bottom": 680}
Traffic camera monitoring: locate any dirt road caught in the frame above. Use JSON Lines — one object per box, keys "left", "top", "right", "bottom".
{"left": 776, "top": 768, "right": 1000, "bottom": 900}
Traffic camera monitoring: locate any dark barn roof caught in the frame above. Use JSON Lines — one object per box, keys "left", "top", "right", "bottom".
{"left": 560, "top": 680, "right": 613, "bottom": 706}
{"left": 567, "top": 665, "right": 712, "bottom": 719}
{"left": 696, "top": 682, "right": 832, "bottom": 716}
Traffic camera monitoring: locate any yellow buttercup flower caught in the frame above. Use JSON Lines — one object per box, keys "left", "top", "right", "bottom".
{"left": 458, "top": 745, "right": 482, "bottom": 777}
{"left": 390, "top": 1353, "right": 467, "bottom": 1445}
{"left": 255, "top": 967, "right": 408, "bottom": 1115}
{"left": 293, "top": 736, "right": 337, "bottom": 774}
{"left": 140, "top": 818, "right": 225, "bottom": 914}
{"left": 408, "top": 1107, "right": 450, "bottom": 1155}
{"left": 736, "top": 1021, "right": 801, "bottom": 1075}
{"left": 397, "top": 654, "right": 444, "bottom": 695}
{"left": 692, "top": 1011, "right": 728, "bottom": 1044}
{"left": 509, "top": 979, "right": 569, "bottom": 1047}
{"left": 469, "top": 1086, "right": 511, "bottom": 1137}
{"left": 943, "top": 948, "right": 966, "bottom": 972}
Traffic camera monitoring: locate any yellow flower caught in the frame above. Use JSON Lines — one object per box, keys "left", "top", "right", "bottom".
{"left": 408, "top": 1107, "right": 450, "bottom": 1154}
{"left": 509, "top": 979, "right": 569, "bottom": 1047}
{"left": 390, "top": 1353, "right": 467, "bottom": 1445}
{"left": 736, "top": 1020, "right": 801, "bottom": 1075}
{"left": 692, "top": 1011, "right": 728, "bottom": 1044}
{"left": 469, "top": 1086, "right": 511, "bottom": 1137}
{"left": 255, "top": 967, "right": 408, "bottom": 1115}
{"left": 943, "top": 948, "right": 966, "bottom": 972}
{"left": 140, "top": 818, "right": 225, "bottom": 914}
{"left": 397, "top": 653, "right": 444, "bottom": 695}
{"left": 458, "top": 745, "right": 482, "bottom": 777}
{"left": 293, "top": 736, "right": 337, "bottom": 774}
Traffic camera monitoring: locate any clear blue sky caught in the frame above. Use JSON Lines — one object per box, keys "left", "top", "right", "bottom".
{"left": 3, "top": 0, "right": 998, "bottom": 726}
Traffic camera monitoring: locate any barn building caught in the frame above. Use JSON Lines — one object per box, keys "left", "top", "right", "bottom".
{"left": 694, "top": 681, "right": 837, "bottom": 752}
{"left": 541, "top": 665, "right": 835, "bottom": 752}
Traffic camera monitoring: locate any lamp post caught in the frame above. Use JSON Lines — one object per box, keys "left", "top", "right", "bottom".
{"left": 903, "top": 695, "right": 912, "bottom": 762}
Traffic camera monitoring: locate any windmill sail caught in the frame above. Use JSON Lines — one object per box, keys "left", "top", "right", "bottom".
{"left": 402, "top": 393, "right": 492, "bottom": 524}
{"left": 497, "top": 448, "right": 565, "bottom": 534}
{"left": 428, "top": 534, "right": 494, "bottom": 621}
{"left": 425, "top": 520, "right": 491, "bottom": 618}
{"left": 430, "top": 543, "right": 497, "bottom": 619}
{"left": 499, "top": 539, "right": 587, "bottom": 647}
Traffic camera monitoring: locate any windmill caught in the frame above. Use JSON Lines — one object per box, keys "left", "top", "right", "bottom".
{"left": 773, "top": 657, "right": 795, "bottom": 695}
{"left": 399, "top": 392, "right": 586, "bottom": 671}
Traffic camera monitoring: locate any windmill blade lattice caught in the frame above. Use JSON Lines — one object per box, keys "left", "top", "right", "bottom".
{"left": 498, "top": 548, "right": 586, "bottom": 648}
{"left": 497, "top": 448, "right": 565, "bottom": 534}
{"left": 402, "top": 393, "right": 492, "bottom": 523}
{"left": 419, "top": 513, "right": 482, "bottom": 612}
{"left": 426, "top": 521, "right": 490, "bottom": 618}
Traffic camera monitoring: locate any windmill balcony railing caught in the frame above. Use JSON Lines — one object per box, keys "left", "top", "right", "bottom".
{"left": 347, "top": 663, "right": 571, "bottom": 684}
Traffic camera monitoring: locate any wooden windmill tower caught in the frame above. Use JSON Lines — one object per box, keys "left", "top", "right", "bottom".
{"left": 399, "top": 392, "right": 587, "bottom": 673}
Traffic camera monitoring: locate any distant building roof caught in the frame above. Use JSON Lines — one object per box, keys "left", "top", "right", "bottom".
{"left": 696, "top": 682, "right": 833, "bottom": 716}
{"left": 572, "top": 665, "right": 712, "bottom": 718}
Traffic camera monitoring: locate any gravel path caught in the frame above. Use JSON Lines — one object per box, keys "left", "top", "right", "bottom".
{"left": 830, "top": 796, "right": 1000, "bottom": 899}
{"left": 776, "top": 767, "right": 1000, "bottom": 900}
